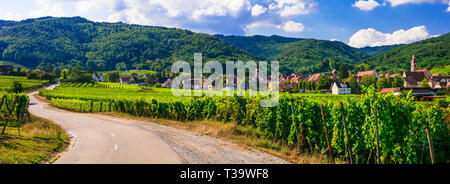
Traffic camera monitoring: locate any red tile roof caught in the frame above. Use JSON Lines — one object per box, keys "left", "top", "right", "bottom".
{"left": 380, "top": 88, "right": 401, "bottom": 93}
{"left": 356, "top": 70, "right": 376, "bottom": 77}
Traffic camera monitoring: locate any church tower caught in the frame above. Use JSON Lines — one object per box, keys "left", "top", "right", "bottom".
{"left": 411, "top": 55, "right": 417, "bottom": 72}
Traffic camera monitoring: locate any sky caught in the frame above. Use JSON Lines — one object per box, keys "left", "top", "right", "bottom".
{"left": 0, "top": 0, "right": 449, "bottom": 48}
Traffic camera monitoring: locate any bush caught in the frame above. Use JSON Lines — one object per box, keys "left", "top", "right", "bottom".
{"left": 10, "top": 81, "right": 24, "bottom": 93}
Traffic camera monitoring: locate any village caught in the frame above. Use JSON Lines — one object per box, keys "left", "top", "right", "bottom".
{"left": 1, "top": 55, "right": 448, "bottom": 102}
{"left": 154, "top": 55, "right": 448, "bottom": 101}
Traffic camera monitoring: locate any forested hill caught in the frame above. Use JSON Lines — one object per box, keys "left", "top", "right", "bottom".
{"left": 362, "top": 33, "right": 450, "bottom": 74}
{"left": 357, "top": 44, "right": 404, "bottom": 56}
{"left": 0, "top": 17, "right": 257, "bottom": 71}
{"left": 214, "top": 34, "right": 303, "bottom": 60}
{"left": 273, "top": 39, "right": 369, "bottom": 74}
{"left": 216, "top": 35, "right": 369, "bottom": 74}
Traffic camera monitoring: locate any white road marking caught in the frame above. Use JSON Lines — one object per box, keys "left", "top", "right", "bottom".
{"left": 111, "top": 133, "right": 115, "bottom": 137}
{"left": 114, "top": 144, "right": 118, "bottom": 150}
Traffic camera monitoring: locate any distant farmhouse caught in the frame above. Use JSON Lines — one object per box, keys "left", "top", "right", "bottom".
{"left": 331, "top": 81, "right": 351, "bottom": 95}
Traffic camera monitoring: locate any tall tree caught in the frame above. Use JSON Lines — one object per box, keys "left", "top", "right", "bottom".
{"left": 316, "top": 76, "right": 331, "bottom": 90}
{"left": 338, "top": 63, "right": 349, "bottom": 79}
{"left": 376, "top": 77, "right": 392, "bottom": 91}
{"left": 360, "top": 75, "right": 377, "bottom": 88}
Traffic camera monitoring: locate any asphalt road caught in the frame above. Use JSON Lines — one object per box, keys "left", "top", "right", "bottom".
{"left": 28, "top": 86, "right": 289, "bottom": 164}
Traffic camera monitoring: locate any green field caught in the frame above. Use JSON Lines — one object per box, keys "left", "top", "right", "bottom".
{"left": 0, "top": 76, "right": 49, "bottom": 91}
{"left": 39, "top": 82, "right": 450, "bottom": 164}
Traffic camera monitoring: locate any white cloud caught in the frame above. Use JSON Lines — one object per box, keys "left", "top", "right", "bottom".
{"left": 0, "top": 0, "right": 319, "bottom": 36}
{"left": 446, "top": 1, "right": 450, "bottom": 12}
{"left": 352, "top": 0, "right": 381, "bottom": 11}
{"left": 251, "top": 4, "right": 267, "bottom": 16}
{"left": 387, "top": 0, "right": 435, "bottom": 7}
{"left": 278, "top": 20, "right": 305, "bottom": 32}
{"left": 330, "top": 38, "right": 339, "bottom": 41}
{"left": 273, "top": 0, "right": 318, "bottom": 17}
{"left": 348, "top": 25, "right": 431, "bottom": 48}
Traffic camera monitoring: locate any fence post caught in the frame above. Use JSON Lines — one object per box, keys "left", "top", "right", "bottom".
{"left": 426, "top": 113, "right": 435, "bottom": 164}
{"left": 90, "top": 101, "right": 93, "bottom": 113}
{"left": 304, "top": 121, "right": 314, "bottom": 154}
{"left": 109, "top": 102, "right": 112, "bottom": 112}
{"left": 374, "top": 105, "right": 381, "bottom": 164}
{"left": 340, "top": 102, "right": 353, "bottom": 164}
{"left": 320, "top": 104, "right": 334, "bottom": 163}
{"left": 100, "top": 102, "right": 103, "bottom": 112}
{"left": 290, "top": 103, "right": 301, "bottom": 153}
{"left": 80, "top": 104, "right": 83, "bottom": 113}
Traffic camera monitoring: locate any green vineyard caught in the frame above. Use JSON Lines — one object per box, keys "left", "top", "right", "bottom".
{"left": 0, "top": 92, "right": 31, "bottom": 135}
{"left": 40, "top": 83, "right": 450, "bottom": 164}
{"left": 0, "top": 76, "right": 49, "bottom": 92}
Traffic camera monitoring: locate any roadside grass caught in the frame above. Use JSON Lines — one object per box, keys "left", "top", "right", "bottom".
{"left": 100, "top": 112, "right": 330, "bottom": 164}
{"left": 0, "top": 115, "right": 69, "bottom": 164}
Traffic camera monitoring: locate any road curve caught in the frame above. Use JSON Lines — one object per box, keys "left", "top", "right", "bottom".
{"left": 28, "top": 86, "right": 289, "bottom": 164}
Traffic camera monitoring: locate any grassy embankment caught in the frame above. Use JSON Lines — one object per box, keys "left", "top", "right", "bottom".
{"left": 0, "top": 115, "right": 69, "bottom": 164}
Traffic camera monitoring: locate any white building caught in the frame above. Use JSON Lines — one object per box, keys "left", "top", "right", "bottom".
{"left": 332, "top": 81, "right": 351, "bottom": 95}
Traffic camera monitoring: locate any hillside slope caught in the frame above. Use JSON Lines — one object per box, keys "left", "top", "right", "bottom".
{"left": 358, "top": 44, "right": 404, "bottom": 56}
{"left": 363, "top": 33, "right": 450, "bottom": 73}
{"left": 216, "top": 35, "right": 370, "bottom": 74}
{"left": 274, "top": 39, "right": 369, "bottom": 74}
{"left": 215, "top": 34, "right": 303, "bottom": 60}
{"left": 0, "top": 17, "right": 257, "bottom": 71}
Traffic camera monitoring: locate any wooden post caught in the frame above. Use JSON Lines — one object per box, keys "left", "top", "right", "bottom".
{"left": 80, "top": 104, "right": 83, "bottom": 113}
{"left": 340, "top": 102, "right": 353, "bottom": 164}
{"left": 320, "top": 104, "right": 334, "bottom": 163}
{"left": 109, "top": 102, "right": 112, "bottom": 112}
{"left": 90, "top": 101, "right": 93, "bottom": 113}
{"left": 374, "top": 105, "right": 381, "bottom": 164}
{"left": 426, "top": 113, "right": 435, "bottom": 164}
{"left": 1, "top": 119, "right": 8, "bottom": 135}
{"left": 290, "top": 103, "right": 301, "bottom": 153}
{"left": 304, "top": 122, "right": 314, "bottom": 154}
{"left": 100, "top": 102, "right": 103, "bottom": 112}
{"left": 0, "top": 95, "right": 5, "bottom": 109}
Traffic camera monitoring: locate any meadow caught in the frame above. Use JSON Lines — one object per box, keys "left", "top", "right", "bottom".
{"left": 39, "top": 82, "right": 450, "bottom": 164}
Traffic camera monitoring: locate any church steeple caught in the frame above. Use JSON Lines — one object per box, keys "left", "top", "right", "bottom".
{"left": 411, "top": 55, "right": 417, "bottom": 72}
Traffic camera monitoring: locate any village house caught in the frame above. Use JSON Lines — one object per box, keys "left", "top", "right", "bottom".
{"left": 162, "top": 78, "right": 172, "bottom": 88}
{"left": 305, "top": 73, "right": 322, "bottom": 82}
{"left": 403, "top": 55, "right": 437, "bottom": 88}
{"left": 380, "top": 88, "right": 401, "bottom": 96}
{"left": 324, "top": 69, "right": 338, "bottom": 80}
{"left": 355, "top": 69, "right": 379, "bottom": 83}
{"left": 331, "top": 81, "right": 351, "bottom": 95}
{"left": 92, "top": 74, "right": 104, "bottom": 82}
{"left": 120, "top": 75, "right": 130, "bottom": 84}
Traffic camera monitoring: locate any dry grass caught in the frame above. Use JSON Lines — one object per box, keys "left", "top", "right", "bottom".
{"left": 33, "top": 94, "right": 49, "bottom": 103}
{"left": 101, "top": 112, "right": 330, "bottom": 164}
{"left": 0, "top": 115, "right": 69, "bottom": 164}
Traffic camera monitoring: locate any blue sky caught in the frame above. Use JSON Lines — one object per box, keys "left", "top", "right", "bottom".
{"left": 0, "top": 0, "right": 449, "bottom": 47}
